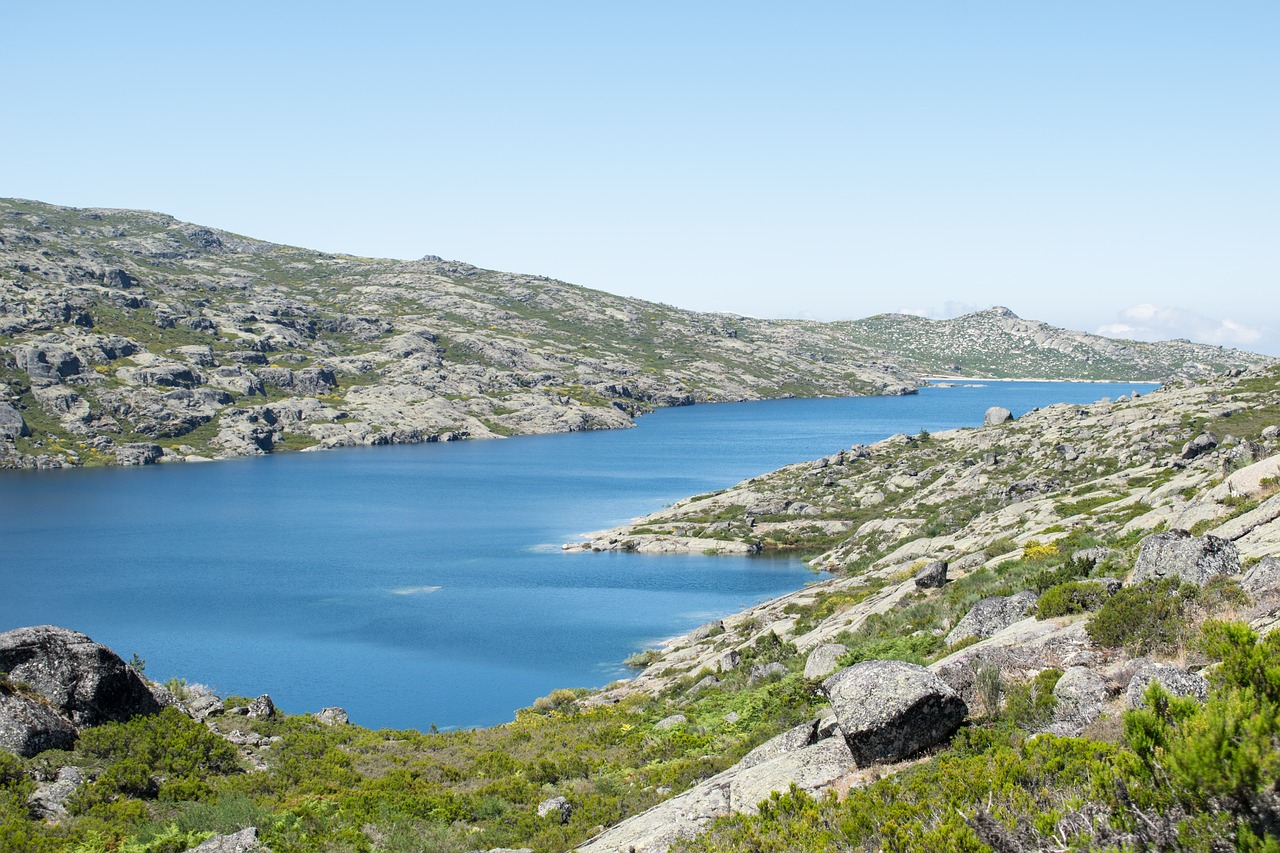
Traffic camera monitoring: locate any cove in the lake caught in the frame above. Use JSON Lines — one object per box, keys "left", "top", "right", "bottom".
{"left": 0, "top": 381, "right": 1155, "bottom": 730}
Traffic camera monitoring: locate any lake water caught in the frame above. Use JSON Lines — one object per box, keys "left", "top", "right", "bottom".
{"left": 0, "top": 381, "right": 1155, "bottom": 730}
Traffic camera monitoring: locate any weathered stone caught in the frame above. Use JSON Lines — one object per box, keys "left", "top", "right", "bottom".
{"left": 737, "top": 718, "right": 819, "bottom": 770}
{"left": 575, "top": 770, "right": 731, "bottom": 853}
{"left": 0, "top": 625, "right": 161, "bottom": 728}
{"left": 1129, "top": 530, "right": 1240, "bottom": 586}
{"left": 730, "top": 737, "right": 854, "bottom": 814}
{"left": 0, "top": 691, "right": 77, "bottom": 757}
{"left": 314, "top": 707, "right": 349, "bottom": 725}
{"left": 537, "top": 795, "right": 573, "bottom": 823}
{"left": 654, "top": 714, "right": 686, "bottom": 731}
{"left": 114, "top": 442, "right": 163, "bottom": 466}
{"left": 945, "top": 591, "right": 1038, "bottom": 646}
{"left": 715, "top": 649, "right": 741, "bottom": 672}
{"left": 984, "top": 406, "right": 1013, "bottom": 427}
{"left": 747, "top": 662, "right": 788, "bottom": 684}
{"left": 1180, "top": 432, "right": 1218, "bottom": 460}
{"left": 185, "top": 827, "right": 260, "bottom": 852}
{"left": 823, "top": 660, "right": 967, "bottom": 765}
{"left": 1242, "top": 557, "right": 1280, "bottom": 596}
{"left": 246, "top": 694, "right": 276, "bottom": 719}
{"left": 28, "top": 765, "right": 84, "bottom": 819}
{"left": 914, "top": 559, "right": 948, "bottom": 589}
{"left": 690, "top": 620, "right": 725, "bottom": 641}
{"left": 0, "top": 403, "right": 30, "bottom": 440}
{"left": 803, "top": 644, "right": 846, "bottom": 680}
{"left": 1125, "top": 663, "right": 1209, "bottom": 709}
{"left": 1050, "top": 666, "right": 1109, "bottom": 733}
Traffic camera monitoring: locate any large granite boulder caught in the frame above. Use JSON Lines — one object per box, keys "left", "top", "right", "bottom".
{"left": 1125, "top": 663, "right": 1209, "bottom": 709}
{"left": 803, "top": 644, "right": 846, "bottom": 680}
{"left": 823, "top": 660, "right": 967, "bottom": 765}
{"left": 914, "top": 559, "right": 948, "bottom": 589}
{"left": 0, "top": 691, "right": 78, "bottom": 757}
{"left": 945, "top": 591, "right": 1038, "bottom": 646}
{"left": 984, "top": 406, "right": 1013, "bottom": 426}
{"left": 0, "top": 626, "right": 161, "bottom": 727}
{"left": 1129, "top": 530, "right": 1241, "bottom": 587}
{"left": 0, "top": 403, "right": 30, "bottom": 440}
{"left": 185, "top": 828, "right": 260, "bottom": 852}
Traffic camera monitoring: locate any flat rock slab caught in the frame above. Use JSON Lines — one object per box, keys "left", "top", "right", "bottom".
{"left": 823, "top": 660, "right": 967, "bottom": 766}
{"left": 730, "top": 736, "right": 854, "bottom": 814}
{"left": 576, "top": 771, "right": 732, "bottom": 853}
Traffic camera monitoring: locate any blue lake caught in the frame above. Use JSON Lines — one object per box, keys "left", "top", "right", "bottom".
{"left": 0, "top": 381, "right": 1155, "bottom": 730}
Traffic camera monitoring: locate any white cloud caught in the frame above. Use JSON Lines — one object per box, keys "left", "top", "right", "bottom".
{"left": 1096, "top": 304, "right": 1265, "bottom": 348}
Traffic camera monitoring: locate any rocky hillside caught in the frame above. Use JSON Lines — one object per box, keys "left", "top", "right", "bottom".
{"left": 0, "top": 198, "right": 922, "bottom": 470}
{"left": 1, "top": 198, "right": 1270, "bottom": 470}
{"left": 4, "top": 366, "right": 1280, "bottom": 852}
{"left": 845, "top": 306, "right": 1267, "bottom": 380}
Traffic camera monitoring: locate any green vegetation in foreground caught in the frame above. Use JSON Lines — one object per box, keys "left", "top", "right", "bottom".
{"left": 676, "top": 620, "right": 1280, "bottom": 853}
{"left": 0, "top": 635, "right": 819, "bottom": 852}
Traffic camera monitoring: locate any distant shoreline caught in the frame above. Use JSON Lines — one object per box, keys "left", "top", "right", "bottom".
{"left": 922, "top": 376, "right": 1162, "bottom": 385}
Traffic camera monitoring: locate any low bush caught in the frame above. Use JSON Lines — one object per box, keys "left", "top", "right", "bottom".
{"left": 1036, "top": 580, "right": 1111, "bottom": 618}
{"left": 1086, "top": 578, "right": 1196, "bottom": 655}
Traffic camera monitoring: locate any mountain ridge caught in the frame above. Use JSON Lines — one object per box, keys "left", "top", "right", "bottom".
{"left": 0, "top": 197, "right": 1271, "bottom": 470}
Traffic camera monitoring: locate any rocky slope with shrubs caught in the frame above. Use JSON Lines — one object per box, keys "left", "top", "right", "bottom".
{"left": 4, "top": 365, "right": 1280, "bottom": 852}
{"left": 1, "top": 197, "right": 1270, "bottom": 470}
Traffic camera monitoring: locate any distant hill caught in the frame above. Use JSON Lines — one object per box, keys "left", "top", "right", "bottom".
{"left": 0, "top": 198, "right": 1271, "bottom": 468}
{"left": 844, "top": 305, "right": 1267, "bottom": 380}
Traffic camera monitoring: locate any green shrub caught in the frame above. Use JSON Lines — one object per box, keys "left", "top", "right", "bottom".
{"left": 1003, "top": 669, "right": 1061, "bottom": 728}
{"left": 1036, "top": 580, "right": 1110, "bottom": 618}
{"left": 1087, "top": 578, "right": 1196, "bottom": 655}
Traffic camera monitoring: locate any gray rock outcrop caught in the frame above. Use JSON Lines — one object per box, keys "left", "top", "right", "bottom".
{"left": 803, "top": 644, "right": 846, "bottom": 680}
{"left": 28, "top": 766, "right": 84, "bottom": 819}
{"left": 1046, "top": 666, "right": 1109, "bottom": 735}
{"left": 537, "top": 795, "right": 573, "bottom": 823}
{"left": 984, "top": 406, "right": 1013, "bottom": 426}
{"left": 0, "top": 625, "right": 161, "bottom": 727}
{"left": 1129, "top": 530, "right": 1241, "bottom": 586}
{"left": 914, "top": 559, "right": 948, "bottom": 589}
{"left": 185, "top": 827, "right": 260, "bottom": 852}
{"left": 0, "top": 691, "right": 78, "bottom": 757}
{"left": 945, "top": 591, "right": 1038, "bottom": 646}
{"left": 246, "top": 694, "right": 276, "bottom": 719}
{"left": 823, "top": 660, "right": 967, "bottom": 765}
{"left": 0, "top": 403, "right": 30, "bottom": 440}
{"left": 1241, "top": 557, "right": 1280, "bottom": 596}
{"left": 1125, "top": 663, "right": 1210, "bottom": 709}
{"left": 314, "top": 706, "right": 349, "bottom": 725}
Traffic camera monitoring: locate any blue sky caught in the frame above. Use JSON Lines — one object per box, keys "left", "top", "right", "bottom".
{"left": 5, "top": 2, "right": 1277, "bottom": 353}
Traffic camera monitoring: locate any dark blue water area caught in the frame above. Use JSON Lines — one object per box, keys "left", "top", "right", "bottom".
{"left": 0, "top": 381, "right": 1155, "bottom": 730}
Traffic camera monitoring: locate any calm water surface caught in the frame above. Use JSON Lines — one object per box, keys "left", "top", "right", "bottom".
{"left": 0, "top": 381, "right": 1154, "bottom": 729}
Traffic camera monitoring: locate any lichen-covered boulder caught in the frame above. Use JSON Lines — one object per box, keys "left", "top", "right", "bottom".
{"left": 0, "top": 691, "right": 77, "bottom": 757}
{"left": 0, "top": 625, "right": 160, "bottom": 727}
{"left": 537, "top": 795, "right": 573, "bottom": 823}
{"left": 737, "top": 718, "right": 819, "bottom": 770}
{"left": 945, "top": 591, "right": 1038, "bottom": 646}
{"left": 1125, "top": 663, "right": 1209, "bottom": 709}
{"left": 803, "top": 644, "right": 846, "bottom": 680}
{"left": 1242, "top": 557, "right": 1280, "bottom": 596}
{"left": 914, "top": 559, "right": 948, "bottom": 589}
{"left": 823, "top": 660, "right": 967, "bottom": 765}
{"left": 984, "top": 406, "right": 1013, "bottom": 426}
{"left": 1129, "top": 530, "right": 1240, "bottom": 587}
